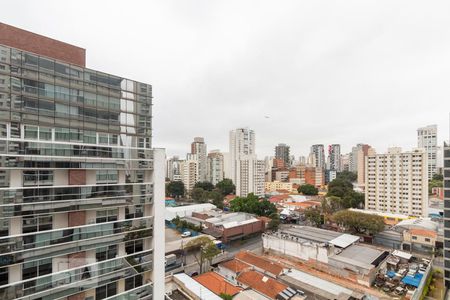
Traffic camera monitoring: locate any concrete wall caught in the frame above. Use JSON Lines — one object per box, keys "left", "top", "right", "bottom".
{"left": 222, "top": 220, "right": 263, "bottom": 242}
{"left": 262, "top": 234, "right": 329, "bottom": 264}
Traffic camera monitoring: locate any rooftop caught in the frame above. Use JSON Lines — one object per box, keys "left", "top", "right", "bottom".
{"left": 206, "top": 212, "right": 260, "bottom": 229}
{"left": 282, "top": 269, "right": 353, "bottom": 298}
{"left": 173, "top": 273, "right": 222, "bottom": 300}
{"left": 194, "top": 272, "right": 242, "bottom": 296}
{"left": 237, "top": 271, "right": 288, "bottom": 299}
{"left": 408, "top": 228, "right": 437, "bottom": 238}
{"left": 331, "top": 245, "right": 387, "bottom": 271}
{"left": 280, "top": 226, "right": 341, "bottom": 244}
{"left": 235, "top": 251, "right": 285, "bottom": 276}
{"left": 233, "top": 289, "right": 272, "bottom": 300}
{"left": 220, "top": 259, "right": 251, "bottom": 273}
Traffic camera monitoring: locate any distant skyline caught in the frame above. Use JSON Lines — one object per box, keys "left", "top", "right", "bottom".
{"left": 1, "top": 0, "right": 449, "bottom": 158}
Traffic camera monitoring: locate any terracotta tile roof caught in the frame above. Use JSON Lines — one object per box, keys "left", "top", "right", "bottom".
{"left": 194, "top": 272, "right": 242, "bottom": 296}
{"left": 220, "top": 259, "right": 251, "bottom": 273}
{"left": 409, "top": 228, "right": 437, "bottom": 238}
{"left": 237, "top": 270, "right": 287, "bottom": 299}
{"left": 235, "top": 251, "right": 284, "bottom": 276}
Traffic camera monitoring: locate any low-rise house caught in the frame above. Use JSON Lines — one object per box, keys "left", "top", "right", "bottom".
{"left": 194, "top": 272, "right": 242, "bottom": 297}
{"left": 203, "top": 213, "right": 264, "bottom": 242}
{"left": 403, "top": 228, "right": 437, "bottom": 253}
{"left": 218, "top": 259, "right": 252, "bottom": 283}
{"left": 237, "top": 270, "right": 299, "bottom": 300}
{"left": 235, "top": 251, "right": 287, "bottom": 278}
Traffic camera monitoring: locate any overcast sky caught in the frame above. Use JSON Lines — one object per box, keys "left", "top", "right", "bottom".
{"left": 1, "top": 0, "right": 449, "bottom": 158}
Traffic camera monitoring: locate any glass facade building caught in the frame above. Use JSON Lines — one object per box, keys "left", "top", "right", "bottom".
{"left": 0, "top": 42, "right": 164, "bottom": 299}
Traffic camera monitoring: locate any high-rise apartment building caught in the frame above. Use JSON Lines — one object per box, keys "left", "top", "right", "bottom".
{"left": 328, "top": 144, "right": 341, "bottom": 172}
{"left": 349, "top": 143, "right": 375, "bottom": 188}
{"left": 417, "top": 125, "right": 437, "bottom": 179}
{"left": 207, "top": 150, "right": 224, "bottom": 185}
{"left": 0, "top": 23, "right": 164, "bottom": 299}
{"left": 365, "top": 148, "right": 428, "bottom": 217}
{"left": 181, "top": 153, "right": 199, "bottom": 193}
{"left": 191, "top": 137, "right": 207, "bottom": 182}
{"left": 443, "top": 140, "right": 450, "bottom": 289}
{"left": 229, "top": 128, "right": 264, "bottom": 196}
{"left": 310, "top": 144, "right": 325, "bottom": 170}
{"left": 275, "top": 143, "right": 290, "bottom": 167}
{"left": 167, "top": 156, "right": 183, "bottom": 182}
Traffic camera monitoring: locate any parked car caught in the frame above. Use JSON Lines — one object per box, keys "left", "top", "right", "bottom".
{"left": 181, "top": 231, "right": 191, "bottom": 238}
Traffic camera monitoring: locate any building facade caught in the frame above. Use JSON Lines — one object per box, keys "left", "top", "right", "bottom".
{"left": 274, "top": 143, "right": 290, "bottom": 167}
{"left": 181, "top": 153, "right": 199, "bottom": 193}
{"left": 327, "top": 144, "right": 341, "bottom": 172}
{"left": 229, "top": 128, "right": 263, "bottom": 197}
{"left": 166, "top": 156, "right": 183, "bottom": 182}
{"left": 310, "top": 144, "right": 325, "bottom": 170}
{"left": 0, "top": 23, "right": 164, "bottom": 300}
{"left": 365, "top": 148, "right": 428, "bottom": 217}
{"left": 191, "top": 137, "right": 207, "bottom": 182}
{"left": 207, "top": 150, "right": 224, "bottom": 185}
{"left": 417, "top": 125, "right": 437, "bottom": 179}
{"left": 444, "top": 141, "right": 450, "bottom": 289}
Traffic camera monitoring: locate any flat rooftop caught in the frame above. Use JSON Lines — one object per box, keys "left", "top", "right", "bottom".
{"left": 331, "top": 245, "right": 387, "bottom": 271}
{"left": 280, "top": 226, "right": 341, "bottom": 243}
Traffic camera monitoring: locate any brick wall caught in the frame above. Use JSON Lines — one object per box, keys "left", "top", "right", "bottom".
{"left": 0, "top": 22, "right": 86, "bottom": 66}
{"left": 68, "top": 211, "right": 86, "bottom": 227}
{"left": 69, "top": 170, "right": 86, "bottom": 185}
{"left": 222, "top": 220, "right": 263, "bottom": 242}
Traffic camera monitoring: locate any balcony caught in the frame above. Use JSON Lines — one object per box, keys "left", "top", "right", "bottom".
{"left": 0, "top": 217, "right": 153, "bottom": 267}
{"left": 0, "top": 251, "right": 153, "bottom": 300}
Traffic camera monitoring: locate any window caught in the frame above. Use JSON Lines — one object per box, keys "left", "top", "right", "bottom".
{"left": 24, "top": 125, "right": 38, "bottom": 139}
{"left": 412, "top": 236, "right": 417, "bottom": 240}
{"left": 96, "top": 282, "right": 117, "bottom": 300}
{"left": 96, "top": 209, "right": 118, "bottom": 223}
{"left": 96, "top": 170, "right": 118, "bottom": 184}
{"left": 98, "top": 133, "right": 108, "bottom": 144}
{"left": 96, "top": 245, "right": 117, "bottom": 262}
{"left": 425, "top": 238, "right": 431, "bottom": 242}
{"left": 23, "top": 215, "right": 52, "bottom": 234}
{"left": 125, "top": 239, "right": 144, "bottom": 254}
{"left": 22, "top": 258, "right": 52, "bottom": 281}
{"left": 55, "top": 128, "right": 70, "bottom": 141}
{"left": 39, "top": 127, "right": 52, "bottom": 140}
{"left": 23, "top": 170, "right": 53, "bottom": 186}
{"left": 83, "top": 131, "right": 96, "bottom": 144}
{"left": 125, "top": 274, "right": 143, "bottom": 291}
{"left": 126, "top": 205, "right": 144, "bottom": 219}
{"left": 0, "top": 267, "right": 7, "bottom": 286}
{"left": 0, "top": 219, "right": 8, "bottom": 237}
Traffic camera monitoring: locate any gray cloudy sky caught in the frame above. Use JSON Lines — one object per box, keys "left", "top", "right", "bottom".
{"left": 1, "top": 0, "right": 449, "bottom": 158}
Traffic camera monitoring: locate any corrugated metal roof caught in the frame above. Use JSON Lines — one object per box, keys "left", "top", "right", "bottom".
{"left": 329, "top": 234, "right": 360, "bottom": 248}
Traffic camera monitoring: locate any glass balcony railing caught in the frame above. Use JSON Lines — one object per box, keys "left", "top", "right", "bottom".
{"left": 0, "top": 250, "right": 153, "bottom": 300}
{"left": 0, "top": 217, "right": 153, "bottom": 266}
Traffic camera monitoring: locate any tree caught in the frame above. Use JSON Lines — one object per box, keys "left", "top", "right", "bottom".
{"left": 336, "top": 171, "right": 357, "bottom": 182}
{"left": 229, "top": 193, "right": 277, "bottom": 217}
{"left": 191, "top": 187, "right": 207, "bottom": 202}
{"left": 321, "top": 196, "right": 344, "bottom": 215}
{"left": 209, "top": 190, "right": 224, "bottom": 209}
{"left": 432, "top": 174, "right": 443, "bottom": 181}
{"left": 327, "top": 177, "right": 364, "bottom": 209}
{"left": 166, "top": 181, "right": 185, "bottom": 198}
{"left": 185, "top": 236, "right": 221, "bottom": 274}
{"left": 268, "top": 213, "right": 280, "bottom": 230}
{"left": 215, "top": 179, "right": 236, "bottom": 196}
{"left": 298, "top": 184, "right": 318, "bottom": 195}
{"left": 194, "top": 181, "right": 215, "bottom": 191}
{"left": 304, "top": 207, "right": 322, "bottom": 227}
{"left": 220, "top": 294, "right": 233, "bottom": 300}
{"left": 332, "top": 210, "right": 384, "bottom": 235}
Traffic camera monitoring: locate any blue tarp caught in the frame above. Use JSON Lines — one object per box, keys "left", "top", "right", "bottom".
{"left": 401, "top": 273, "right": 423, "bottom": 287}
{"left": 387, "top": 271, "right": 396, "bottom": 278}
